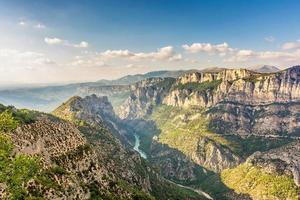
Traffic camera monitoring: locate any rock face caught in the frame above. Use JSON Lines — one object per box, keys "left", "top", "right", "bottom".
{"left": 9, "top": 113, "right": 154, "bottom": 199}
{"left": 12, "top": 117, "right": 86, "bottom": 162}
{"left": 116, "top": 66, "right": 300, "bottom": 199}
{"left": 194, "top": 137, "right": 241, "bottom": 172}
{"left": 53, "top": 94, "right": 135, "bottom": 145}
{"left": 120, "top": 66, "right": 300, "bottom": 136}
{"left": 1, "top": 97, "right": 206, "bottom": 200}
{"left": 208, "top": 102, "right": 300, "bottom": 136}
{"left": 164, "top": 66, "right": 300, "bottom": 107}
{"left": 53, "top": 95, "right": 116, "bottom": 124}
{"left": 247, "top": 142, "right": 300, "bottom": 187}
{"left": 118, "top": 78, "right": 175, "bottom": 119}
{"left": 120, "top": 67, "right": 300, "bottom": 119}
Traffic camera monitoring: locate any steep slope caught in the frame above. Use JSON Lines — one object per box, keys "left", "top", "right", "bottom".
{"left": 118, "top": 78, "right": 176, "bottom": 119}
{"left": 121, "top": 66, "right": 300, "bottom": 137}
{"left": 164, "top": 66, "right": 300, "bottom": 107}
{"left": 247, "top": 141, "right": 300, "bottom": 187}
{"left": 0, "top": 100, "right": 206, "bottom": 199}
{"left": 117, "top": 66, "right": 300, "bottom": 199}
{"left": 221, "top": 142, "right": 300, "bottom": 199}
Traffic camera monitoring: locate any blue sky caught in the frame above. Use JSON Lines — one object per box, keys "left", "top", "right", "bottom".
{"left": 0, "top": 0, "right": 300, "bottom": 84}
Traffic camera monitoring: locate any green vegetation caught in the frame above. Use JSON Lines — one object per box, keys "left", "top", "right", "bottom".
{"left": 149, "top": 176, "right": 206, "bottom": 200}
{"left": 175, "top": 79, "right": 222, "bottom": 92}
{"left": 116, "top": 180, "right": 155, "bottom": 200}
{"left": 142, "top": 104, "right": 298, "bottom": 199}
{"left": 148, "top": 105, "right": 234, "bottom": 157}
{"left": 0, "top": 105, "right": 64, "bottom": 199}
{"left": 0, "top": 104, "right": 39, "bottom": 131}
{"left": 143, "top": 105, "right": 237, "bottom": 198}
{"left": 0, "top": 133, "right": 58, "bottom": 199}
{"left": 153, "top": 78, "right": 176, "bottom": 91}
{"left": 0, "top": 110, "right": 19, "bottom": 132}
{"left": 52, "top": 96, "right": 80, "bottom": 122}
{"left": 150, "top": 105, "right": 291, "bottom": 159}
{"left": 221, "top": 163, "right": 299, "bottom": 200}
{"left": 222, "top": 135, "right": 292, "bottom": 158}
{"left": 108, "top": 91, "right": 130, "bottom": 110}
{"left": 87, "top": 180, "right": 155, "bottom": 200}
{"left": 242, "top": 75, "right": 261, "bottom": 83}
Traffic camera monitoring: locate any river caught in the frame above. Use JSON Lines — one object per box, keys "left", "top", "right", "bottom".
{"left": 133, "top": 133, "right": 147, "bottom": 159}
{"left": 132, "top": 133, "right": 213, "bottom": 199}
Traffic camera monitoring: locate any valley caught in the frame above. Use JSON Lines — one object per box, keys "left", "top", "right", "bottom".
{"left": 0, "top": 66, "right": 300, "bottom": 199}
{"left": 1, "top": 1, "right": 300, "bottom": 199}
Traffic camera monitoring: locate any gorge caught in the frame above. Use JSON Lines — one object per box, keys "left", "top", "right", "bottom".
{"left": 0, "top": 66, "right": 299, "bottom": 199}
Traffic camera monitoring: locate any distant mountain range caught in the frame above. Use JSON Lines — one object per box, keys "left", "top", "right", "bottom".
{"left": 0, "top": 66, "right": 284, "bottom": 111}
{"left": 0, "top": 65, "right": 299, "bottom": 200}
{"left": 96, "top": 69, "right": 199, "bottom": 85}
{"left": 251, "top": 65, "right": 281, "bottom": 73}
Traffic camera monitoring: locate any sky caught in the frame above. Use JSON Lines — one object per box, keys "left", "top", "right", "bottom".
{"left": 1, "top": 0, "right": 300, "bottom": 85}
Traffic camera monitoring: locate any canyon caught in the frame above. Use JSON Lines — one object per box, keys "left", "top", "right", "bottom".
{"left": 0, "top": 66, "right": 299, "bottom": 199}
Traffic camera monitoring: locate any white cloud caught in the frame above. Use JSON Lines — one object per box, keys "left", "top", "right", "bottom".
{"left": 182, "top": 42, "right": 234, "bottom": 55}
{"left": 18, "top": 21, "right": 26, "bottom": 26}
{"left": 281, "top": 41, "right": 300, "bottom": 50}
{"left": 0, "top": 49, "right": 55, "bottom": 69}
{"left": 101, "top": 49, "right": 134, "bottom": 58}
{"left": 265, "top": 36, "right": 275, "bottom": 43}
{"left": 44, "top": 37, "right": 64, "bottom": 45}
{"left": 74, "top": 41, "right": 89, "bottom": 48}
{"left": 101, "top": 46, "right": 182, "bottom": 61}
{"left": 44, "top": 37, "right": 89, "bottom": 48}
{"left": 34, "top": 23, "right": 46, "bottom": 29}
{"left": 224, "top": 49, "right": 297, "bottom": 63}
{"left": 18, "top": 19, "right": 47, "bottom": 29}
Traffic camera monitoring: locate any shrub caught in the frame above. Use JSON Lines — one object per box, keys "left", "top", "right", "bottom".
{"left": 0, "top": 110, "right": 19, "bottom": 132}
{"left": 175, "top": 79, "right": 222, "bottom": 92}
{"left": 221, "top": 163, "right": 299, "bottom": 200}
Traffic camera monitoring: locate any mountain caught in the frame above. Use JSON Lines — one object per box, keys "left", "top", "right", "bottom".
{"left": 0, "top": 67, "right": 278, "bottom": 112}
{"left": 0, "top": 96, "right": 209, "bottom": 200}
{"left": 251, "top": 65, "right": 281, "bottom": 73}
{"left": 0, "top": 70, "right": 194, "bottom": 112}
{"left": 97, "top": 70, "right": 198, "bottom": 85}
{"left": 117, "top": 66, "right": 300, "bottom": 199}
{"left": 1, "top": 66, "right": 300, "bottom": 199}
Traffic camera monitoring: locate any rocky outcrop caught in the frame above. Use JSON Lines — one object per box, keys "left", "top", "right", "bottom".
{"left": 161, "top": 67, "right": 300, "bottom": 136}
{"left": 119, "top": 66, "right": 300, "bottom": 122}
{"left": 207, "top": 102, "right": 300, "bottom": 136}
{"left": 49, "top": 96, "right": 208, "bottom": 199}
{"left": 247, "top": 141, "right": 300, "bottom": 187}
{"left": 164, "top": 66, "right": 300, "bottom": 108}
{"left": 118, "top": 78, "right": 175, "bottom": 119}
{"left": 53, "top": 95, "right": 116, "bottom": 124}
{"left": 9, "top": 114, "right": 153, "bottom": 199}
{"left": 12, "top": 117, "right": 86, "bottom": 163}
{"left": 194, "top": 137, "right": 241, "bottom": 172}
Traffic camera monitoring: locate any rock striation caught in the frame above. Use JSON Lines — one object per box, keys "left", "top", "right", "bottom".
{"left": 164, "top": 66, "right": 300, "bottom": 107}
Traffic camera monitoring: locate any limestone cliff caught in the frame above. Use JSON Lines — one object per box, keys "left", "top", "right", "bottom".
{"left": 118, "top": 78, "right": 175, "bottom": 119}
{"left": 116, "top": 66, "right": 300, "bottom": 197}
{"left": 164, "top": 66, "right": 300, "bottom": 107}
